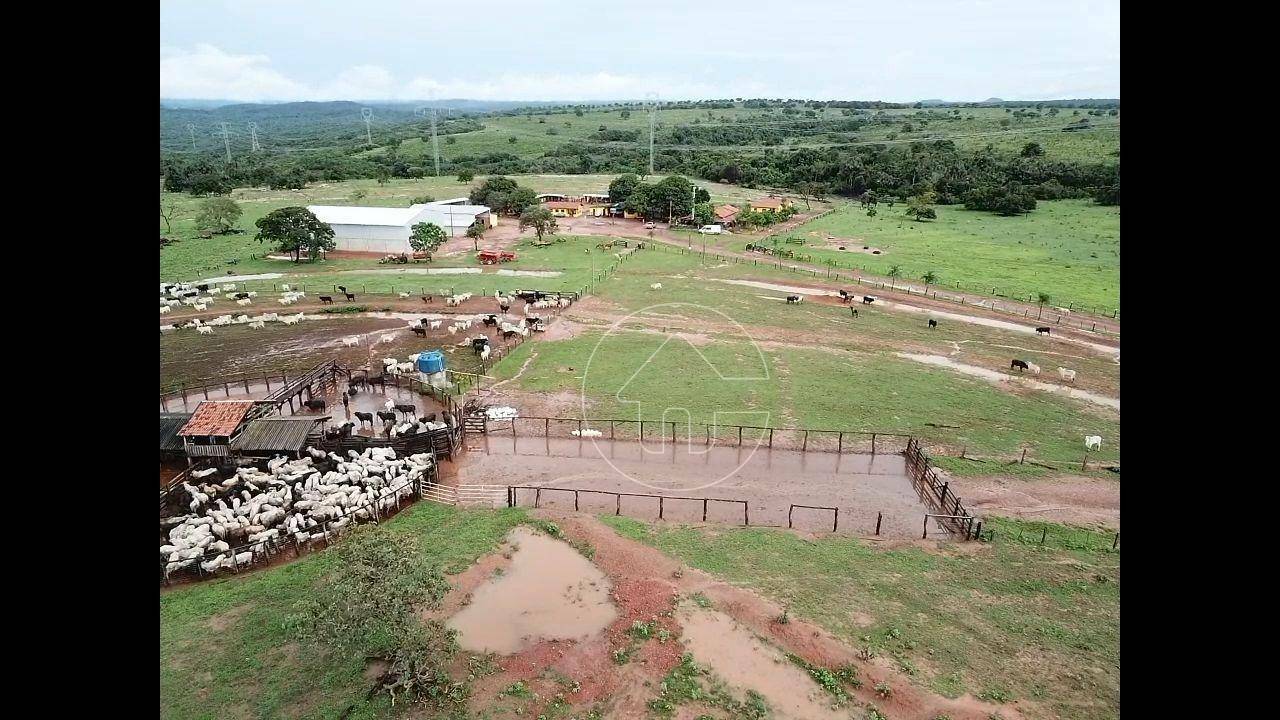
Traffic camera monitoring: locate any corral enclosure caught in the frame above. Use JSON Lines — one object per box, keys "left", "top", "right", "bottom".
{"left": 462, "top": 433, "right": 935, "bottom": 537}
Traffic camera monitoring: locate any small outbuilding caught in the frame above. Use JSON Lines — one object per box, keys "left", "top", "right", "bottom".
{"left": 177, "top": 401, "right": 256, "bottom": 459}
{"left": 231, "top": 417, "right": 328, "bottom": 458}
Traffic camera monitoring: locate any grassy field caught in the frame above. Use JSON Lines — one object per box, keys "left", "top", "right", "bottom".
{"left": 159, "top": 503, "right": 526, "bottom": 720}
{"left": 488, "top": 247, "right": 1119, "bottom": 465}
{"left": 601, "top": 515, "right": 1120, "bottom": 720}
{"left": 373, "top": 105, "right": 1118, "bottom": 164}
{"left": 731, "top": 199, "right": 1120, "bottom": 312}
{"left": 160, "top": 174, "right": 778, "bottom": 281}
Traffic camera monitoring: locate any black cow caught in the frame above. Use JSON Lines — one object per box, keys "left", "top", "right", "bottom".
{"left": 354, "top": 412, "right": 374, "bottom": 427}
{"left": 196, "top": 284, "right": 209, "bottom": 292}
{"left": 319, "top": 296, "right": 334, "bottom": 304}
{"left": 348, "top": 376, "right": 367, "bottom": 389}
{"left": 234, "top": 292, "right": 250, "bottom": 300}
{"left": 421, "top": 295, "right": 433, "bottom": 304}
{"left": 502, "top": 328, "right": 519, "bottom": 340}
{"left": 862, "top": 296, "right": 875, "bottom": 305}
{"left": 422, "top": 412, "right": 437, "bottom": 423}
{"left": 343, "top": 292, "right": 356, "bottom": 301}
{"left": 786, "top": 295, "right": 801, "bottom": 304}
{"left": 394, "top": 404, "right": 417, "bottom": 418}
{"left": 1036, "top": 326, "right": 1051, "bottom": 335}
{"left": 472, "top": 337, "right": 490, "bottom": 353}
{"left": 499, "top": 298, "right": 512, "bottom": 312}
{"left": 377, "top": 410, "right": 398, "bottom": 424}
{"left": 928, "top": 319, "right": 938, "bottom": 329}
{"left": 303, "top": 399, "right": 326, "bottom": 411}
{"left": 850, "top": 308, "right": 859, "bottom": 318}
{"left": 838, "top": 289, "right": 851, "bottom": 303}
{"left": 482, "top": 315, "right": 499, "bottom": 327}
{"left": 338, "top": 285, "right": 348, "bottom": 293}
{"left": 366, "top": 375, "right": 386, "bottom": 388}
{"left": 1011, "top": 359, "right": 1029, "bottom": 372}
{"left": 411, "top": 326, "right": 426, "bottom": 337}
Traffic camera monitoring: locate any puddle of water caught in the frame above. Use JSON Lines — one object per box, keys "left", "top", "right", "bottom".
{"left": 447, "top": 526, "right": 617, "bottom": 654}
{"left": 898, "top": 353, "right": 1119, "bottom": 411}
{"left": 196, "top": 272, "right": 284, "bottom": 284}
{"left": 678, "top": 605, "right": 844, "bottom": 719}
{"left": 496, "top": 269, "right": 563, "bottom": 277}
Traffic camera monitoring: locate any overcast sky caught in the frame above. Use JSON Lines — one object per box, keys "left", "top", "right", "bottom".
{"left": 160, "top": 0, "right": 1119, "bottom": 103}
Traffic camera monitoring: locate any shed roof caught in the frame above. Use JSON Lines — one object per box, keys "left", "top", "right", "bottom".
{"left": 308, "top": 205, "right": 424, "bottom": 227}
{"left": 714, "top": 204, "right": 740, "bottom": 220}
{"left": 178, "top": 401, "right": 255, "bottom": 437}
{"left": 545, "top": 201, "right": 582, "bottom": 209}
{"left": 751, "top": 197, "right": 784, "bottom": 209}
{"left": 160, "top": 413, "right": 193, "bottom": 452}
{"left": 231, "top": 417, "right": 326, "bottom": 455}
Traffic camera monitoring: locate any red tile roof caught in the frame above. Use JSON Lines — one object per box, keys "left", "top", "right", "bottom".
{"left": 545, "top": 201, "right": 582, "bottom": 210}
{"left": 751, "top": 197, "right": 784, "bottom": 210}
{"left": 714, "top": 204, "right": 740, "bottom": 220}
{"left": 178, "top": 401, "right": 255, "bottom": 437}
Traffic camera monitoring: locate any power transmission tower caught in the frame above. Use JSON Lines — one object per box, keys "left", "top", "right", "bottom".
{"left": 645, "top": 92, "right": 659, "bottom": 175}
{"left": 213, "top": 122, "right": 232, "bottom": 163}
{"left": 248, "top": 122, "right": 261, "bottom": 152}
{"left": 186, "top": 123, "right": 197, "bottom": 152}
{"left": 429, "top": 106, "right": 441, "bottom": 176}
{"left": 361, "top": 107, "right": 374, "bottom": 146}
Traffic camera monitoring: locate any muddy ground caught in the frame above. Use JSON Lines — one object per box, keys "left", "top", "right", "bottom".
{"left": 425, "top": 515, "right": 1026, "bottom": 720}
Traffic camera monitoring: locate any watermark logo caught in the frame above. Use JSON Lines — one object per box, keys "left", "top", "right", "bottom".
{"left": 580, "top": 302, "right": 770, "bottom": 491}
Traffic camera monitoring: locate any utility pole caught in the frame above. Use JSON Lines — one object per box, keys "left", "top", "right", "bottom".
{"left": 430, "top": 106, "right": 441, "bottom": 176}
{"left": 646, "top": 92, "right": 658, "bottom": 175}
{"left": 187, "top": 123, "right": 197, "bottom": 153}
{"left": 361, "top": 108, "right": 374, "bottom": 146}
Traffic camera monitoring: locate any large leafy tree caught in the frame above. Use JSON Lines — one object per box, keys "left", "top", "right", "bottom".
{"left": 409, "top": 222, "right": 447, "bottom": 253}
{"left": 609, "top": 173, "right": 640, "bottom": 203}
{"left": 468, "top": 176, "right": 519, "bottom": 206}
{"left": 518, "top": 206, "right": 559, "bottom": 242}
{"left": 904, "top": 191, "right": 937, "bottom": 221}
{"left": 255, "top": 207, "right": 335, "bottom": 263}
{"left": 195, "top": 197, "right": 242, "bottom": 234}
{"left": 465, "top": 220, "right": 486, "bottom": 251}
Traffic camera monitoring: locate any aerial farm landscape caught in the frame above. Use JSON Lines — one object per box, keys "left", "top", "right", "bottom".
{"left": 160, "top": 4, "right": 1119, "bottom": 719}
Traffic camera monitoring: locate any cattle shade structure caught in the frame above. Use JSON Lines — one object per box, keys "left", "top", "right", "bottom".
{"left": 307, "top": 198, "right": 492, "bottom": 254}
{"left": 178, "top": 400, "right": 256, "bottom": 458}
{"left": 231, "top": 417, "right": 328, "bottom": 457}
{"left": 160, "top": 413, "right": 193, "bottom": 457}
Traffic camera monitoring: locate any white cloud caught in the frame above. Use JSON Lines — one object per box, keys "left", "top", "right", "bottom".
{"left": 160, "top": 45, "right": 774, "bottom": 102}
{"left": 160, "top": 44, "right": 309, "bottom": 101}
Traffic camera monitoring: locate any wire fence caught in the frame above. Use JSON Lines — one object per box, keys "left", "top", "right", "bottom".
{"left": 644, "top": 240, "right": 1119, "bottom": 332}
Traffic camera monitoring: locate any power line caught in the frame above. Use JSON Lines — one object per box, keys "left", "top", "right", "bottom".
{"left": 187, "top": 123, "right": 197, "bottom": 152}
{"left": 212, "top": 122, "right": 232, "bottom": 163}
{"left": 361, "top": 107, "right": 374, "bottom": 146}
{"left": 248, "top": 122, "right": 262, "bottom": 153}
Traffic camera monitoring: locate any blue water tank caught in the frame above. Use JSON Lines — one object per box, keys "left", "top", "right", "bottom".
{"left": 418, "top": 350, "right": 445, "bottom": 374}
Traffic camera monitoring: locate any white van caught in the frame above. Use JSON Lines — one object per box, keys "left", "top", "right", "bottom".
{"left": 697, "top": 224, "right": 723, "bottom": 235}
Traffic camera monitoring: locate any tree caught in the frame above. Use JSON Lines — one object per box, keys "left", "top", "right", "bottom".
{"left": 466, "top": 221, "right": 486, "bottom": 251}
{"left": 456, "top": 169, "right": 475, "bottom": 182}
{"left": 887, "top": 265, "right": 902, "bottom": 280}
{"left": 921, "top": 270, "right": 938, "bottom": 287}
{"left": 609, "top": 173, "right": 640, "bottom": 203}
{"left": 255, "top": 207, "right": 335, "bottom": 263}
{"left": 160, "top": 198, "right": 176, "bottom": 234}
{"left": 693, "top": 202, "right": 715, "bottom": 226}
{"left": 409, "top": 222, "right": 447, "bottom": 254}
{"left": 518, "top": 206, "right": 558, "bottom": 242}
{"left": 411, "top": 195, "right": 434, "bottom": 205}
{"left": 375, "top": 167, "right": 390, "bottom": 185}
{"left": 694, "top": 187, "right": 711, "bottom": 203}
{"left": 1037, "top": 292, "right": 1051, "bottom": 305}
{"left": 1020, "top": 142, "right": 1045, "bottom": 158}
{"left": 469, "top": 176, "right": 519, "bottom": 206}
{"left": 196, "top": 197, "right": 242, "bottom": 234}
{"left": 620, "top": 110, "right": 631, "bottom": 119}
{"left": 1094, "top": 184, "right": 1120, "bottom": 206}
{"left": 905, "top": 191, "right": 937, "bottom": 221}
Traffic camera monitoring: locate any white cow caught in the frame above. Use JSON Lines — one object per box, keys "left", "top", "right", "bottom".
{"left": 342, "top": 336, "right": 360, "bottom": 347}
{"left": 1026, "top": 362, "right": 1041, "bottom": 375}
{"left": 1084, "top": 435, "right": 1102, "bottom": 451}
{"left": 650, "top": 283, "right": 663, "bottom": 290}
{"left": 1057, "top": 367, "right": 1077, "bottom": 382}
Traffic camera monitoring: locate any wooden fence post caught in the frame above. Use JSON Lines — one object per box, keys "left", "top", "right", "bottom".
{"left": 922, "top": 516, "right": 929, "bottom": 539}
{"left": 616, "top": 494, "right": 621, "bottom": 516}
{"left": 833, "top": 508, "right": 838, "bottom": 532}
{"left": 788, "top": 505, "right": 793, "bottom": 528}
{"left": 702, "top": 499, "right": 708, "bottom": 522}
{"left": 534, "top": 487, "right": 541, "bottom": 508}
{"left": 659, "top": 496, "right": 664, "bottom": 519}
{"left": 1113, "top": 533, "right": 1119, "bottom": 550}
{"left": 875, "top": 512, "right": 882, "bottom": 536}
{"left": 872, "top": 433, "right": 877, "bottom": 455}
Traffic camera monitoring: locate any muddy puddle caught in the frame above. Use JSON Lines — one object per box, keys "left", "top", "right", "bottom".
{"left": 898, "top": 353, "right": 1119, "bottom": 411}
{"left": 446, "top": 526, "right": 618, "bottom": 654}
{"left": 678, "top": 604, "right": 845, "bottom": 719}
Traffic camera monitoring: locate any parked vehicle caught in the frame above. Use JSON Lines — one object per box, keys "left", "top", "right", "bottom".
{"left": 697, "top": 224, "right": 724, "bottom": 235}
{"left": 644, "top": 221, "right": 656, "bottom": 229}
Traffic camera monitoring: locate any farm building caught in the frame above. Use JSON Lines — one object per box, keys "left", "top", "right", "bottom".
{"left": 177, "top": 400, "right": 257, "bottom": 459}
{"left": 714, "top": 204, "right": 741, "bottom": 225}
{"left": 749, "top": 196, "right": 792, "bottom": 212}
{"left": 544, "top": 200, "right": 584, "bottom": 218}
{"left": 308, "top": 198, "right": 493, "bottom": 254}
{"left": 230, "top": 417, "right": 327, "bottom": 459}
{"left": 160, "top": 413, "right": 193, "bottom": 459}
